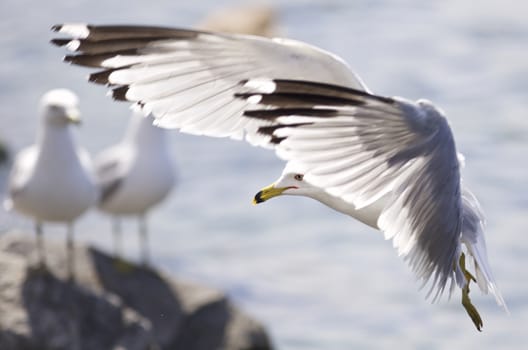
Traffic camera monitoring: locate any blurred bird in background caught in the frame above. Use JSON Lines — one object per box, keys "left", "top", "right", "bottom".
{"left": 94, "top": 110, "right": 175, "bottom": 266}
{"left": 90, "top": 5, "right": 274, "bottom": 267}
{"left": 4, "top": 89, "right": 98, "bottom": 278}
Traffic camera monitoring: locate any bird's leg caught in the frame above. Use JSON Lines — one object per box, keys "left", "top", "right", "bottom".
{"left": 35, "top": 221, "right": 47, "bottom": 270}
{"left": 112, "top": 217, "right": 134, "bottom": 273}
{"left": 139, "top": 214, "right": 150, "bottom": 267}
{"left": 113, "top": 217, "right": 122, "bottom": 259}
{"left": 66, "top": 223, "right": 75, "bottom": 282}
{"left": 459, "top": 252, "right": 483, "bottom": 331}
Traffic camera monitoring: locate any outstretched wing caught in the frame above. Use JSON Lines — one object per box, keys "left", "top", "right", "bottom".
{"left": 52, "top": 24, "right": 465, "bottom": 298}
{"left": 240, "top": 79, "right": 463, "bottom": 299}
{"left": 52, "top": 24, "right": 366, "bottom": 147}
{"left": 460, "top": 186, "right": 507, "bottom": 309}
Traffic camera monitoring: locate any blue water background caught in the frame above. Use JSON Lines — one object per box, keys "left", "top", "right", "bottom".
{"left": 0, "top": 1, "right": 527, "bottom": 349}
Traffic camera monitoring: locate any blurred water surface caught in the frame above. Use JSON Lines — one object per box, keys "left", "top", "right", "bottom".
{"left": 1, "top": 1, "right": 527, "bottom": 349}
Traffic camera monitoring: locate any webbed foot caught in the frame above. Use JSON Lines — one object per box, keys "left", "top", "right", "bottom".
{"left": 459, "top": 253, "right": 483, "bottom": 331}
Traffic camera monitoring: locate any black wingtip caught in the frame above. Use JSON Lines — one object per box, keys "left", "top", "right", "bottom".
{"left": 50, "top": 38, "right": 69, "bottom": 47}
{"left": 88, "top": 69, "right": 114, "bottom": 85}
{"left": 51, "top": 24, "right": 62, "bottom": 32}
{"left": 63, "top": 55, "right": 75, "bottom": 63}
{"left": 112, "top": 86, "right": 129, "bottom": 101}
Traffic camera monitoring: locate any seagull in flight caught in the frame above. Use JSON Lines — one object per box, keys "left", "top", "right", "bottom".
{"left": 51, "top": 24, "right": 506, "bottom": 329}
{"left": 5, "top": 89, "right": 98, "bottom": 278}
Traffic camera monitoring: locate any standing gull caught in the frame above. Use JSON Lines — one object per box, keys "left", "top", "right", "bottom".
{"left": 94, "top": 110, "right": 175, "bottom": 265}
{"left": 52, "top": 24, "right": 506, "bottom": 329}
{"left": 4, "top": 89, "right": 98, "bottom": 277}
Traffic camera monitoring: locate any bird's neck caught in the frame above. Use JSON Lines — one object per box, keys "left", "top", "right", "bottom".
{"left": 37, "top": 125, "right": 79, "bottom": 163}
{"left": 124, "top": 114, "right": 168, "bottom": 149}
{"left": 308, "top": 190, "right": 383, "bottom": 229}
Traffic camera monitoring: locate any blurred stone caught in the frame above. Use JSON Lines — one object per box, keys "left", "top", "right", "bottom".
{"left": 0, "top": 247, "right": 153, "bottom": 350}
{"left": 0, "top": 232, "right": 273, "bottom": 350}
{"left": 198, "top": 5, "right": 276, "bottom": 37}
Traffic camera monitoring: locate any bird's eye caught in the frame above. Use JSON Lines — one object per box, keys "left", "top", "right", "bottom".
{"left": 294, "top": 174, "right": 304, "bottom": 181}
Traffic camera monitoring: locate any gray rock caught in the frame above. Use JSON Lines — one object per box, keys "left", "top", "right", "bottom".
{"left": 0, "top": 232, "right": 273, "bottom": 350}
{"left": 0, "top": 246, "right": 153, "bottom": 350}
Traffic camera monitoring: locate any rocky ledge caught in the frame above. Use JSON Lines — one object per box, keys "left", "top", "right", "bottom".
{"left": 0, "top": 231, "right": 273, "bottom": 350}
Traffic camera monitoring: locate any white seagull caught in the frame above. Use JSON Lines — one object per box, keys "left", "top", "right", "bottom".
{"left": 94, "top": 110, "right": 176, "bottom": 265}
{"left": 51, "top": 24, "right": 506, "bottom": 329}
{"left": 5, "top": 89, "right": 98, "bottom": 277}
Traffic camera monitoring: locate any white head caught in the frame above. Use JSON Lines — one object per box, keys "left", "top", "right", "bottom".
{"left": 253, "top": 162, "right": 385, "bottom": 228}
{"left": 39, "top": 89, "right": 81, "bottom": 126}
{"left": 253, "top": 162, "right": 323, "bottom": 204}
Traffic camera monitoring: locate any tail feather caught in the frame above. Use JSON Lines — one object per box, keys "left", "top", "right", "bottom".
{"left": 461, "top": 187, "right": 508, "bottom": 311}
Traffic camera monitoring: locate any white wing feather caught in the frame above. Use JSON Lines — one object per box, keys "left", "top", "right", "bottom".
{"left": 53, "top": 24, "right": 366, "bottom": 146}
{"left": 243, "top": 80, "right": 464, "bottom": 299}
{"left": 52, "top": 25, "right": 505, "bottom": 308}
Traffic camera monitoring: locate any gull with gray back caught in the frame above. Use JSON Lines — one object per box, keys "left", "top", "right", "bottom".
{"left": 52, "top": 24, "right": 506, "bottom": 329}
{"left": 5, "top": 89, "right": 98, "bottom": 278}
{"left": 95, "top": 110, "right": 175, "bottom": 265}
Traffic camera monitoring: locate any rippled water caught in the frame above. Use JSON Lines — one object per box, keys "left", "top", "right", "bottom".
{"left": 1, "top": 1, "right": 527, "bottom": 349}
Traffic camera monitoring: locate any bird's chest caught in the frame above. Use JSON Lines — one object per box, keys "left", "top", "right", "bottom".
{"left": 19, "top": 153, "right": 96, "bottom": 220}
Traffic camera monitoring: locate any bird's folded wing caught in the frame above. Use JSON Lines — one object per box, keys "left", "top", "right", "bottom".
{"left": 5, "top": 146, "right": 37, "bottom": 203}
{"left": 93, "top": 148, "right": 127, "bottom": 204}
{"left": 52, "top": 24, "right": 366, "bottom": 147}
{"left": 241, "top": 79, "right": 464, "bottom": 299}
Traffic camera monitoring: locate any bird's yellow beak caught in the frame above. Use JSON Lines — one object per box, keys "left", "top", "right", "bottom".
{"left": 253, "top": 183, "right": 289, "bottom": 205}
{"left": 66, "top": 109, "right": 82, "bottom": 125}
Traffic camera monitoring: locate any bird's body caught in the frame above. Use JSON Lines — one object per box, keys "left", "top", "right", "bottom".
{"left": 52, "top": 24, "right": 506, "bottom": 328}
{"left": 9, "top": 133, "right": 96, "bottom": 222}
{"left": 5, "top": 89, "right": 98, "bottom": 273}
{"left": 313, "top": 189, "right": 385, "bottom": 229}
{"left": 95, "top": 111, "right": 175, "bottom": 264}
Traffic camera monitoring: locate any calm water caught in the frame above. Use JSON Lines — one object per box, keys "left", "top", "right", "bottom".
{"left": 1, "top": 1, "right": 527, "bottom": 349}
